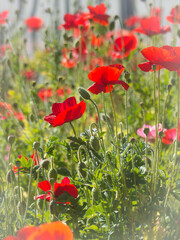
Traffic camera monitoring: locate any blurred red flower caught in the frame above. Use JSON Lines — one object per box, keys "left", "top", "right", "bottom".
{"left": 137, "top": 124, "right": 166, "bottom": 142}
{"left": 167, "top": 5, "right": 180, "bottom": 24}
{"left": 25, "top": 17, "right": 43, "bottom": 31}
{"left": 0, "top": 102, "right": 24, "bottom": 121}
{"left": 150, "top": 7, "right": 161, "bottom": 18}
{"left": 44, "top": 96, "right": 86, "bottom": 127}
{"left": 3, "top": 221, "right": 73, "bottom": 240}
{"left": 134, "top": 16, "right": 170, "bottom": 36}
{"left": 0, "top": 44, "right": 12, "bottom": 57}
{"left": 88, "top": 64, "right": 129, "bottom": 94}
{"left": 91, "top": 34, "right": 104, "bottom": 47}
{"left": 36, "top": 177, "right": 78, "bottom": 202}
{"left": 88, "top": 3, "right": 110, "bottom": 26}
{"left": 22, "top": 70, "right": 36, "bottom": 80}
{"left": 124, "top": 15, "right": 142, "bottom": 28}
{"left": 112, "top": 34, "right": 138, "bottom": 60}
{"left": 37, "top": 88, "right": 52, "bottom": 101}
{"left": 55, "top": 87, "right": 71, "bottom": 97}
{"left": 0, "top": 10, "right": 8, "bottom": 25}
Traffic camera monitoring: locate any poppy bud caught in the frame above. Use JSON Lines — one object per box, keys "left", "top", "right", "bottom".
{"left": 92, "top": 187, "right": 100, "bottom": 203}
{"left": 18, "top": 201, "right": 26, "bottom": 216}
{"left": 100, "top": 113, "right": 110, "bottom": 122}
{"left": 49, "top": 200, "right": 58, "bottom": 215}
{"left": 8, "top": 135, "right": 15, "bottom": 145}
{"left": 40, "top": 159, "right": 50, "bottom": 170}
{"left": 159, "top": 131, "right": 164, "bottom": 138}
{"left": 33, "top": 141, "right": 40, "bottom": 150}
{"left": 6, "top": 170, "right": 15, "bottom": 183}
{"left": 124, "top": 71, "right": 130, "bottom": 81}
{"left": 48, "top": 168, "right": 57, "bottom": 182}
{"left": 177, "top": 29, "right": 180, "bottom": 38}
{"left": 78, "top": 87, "right": 91, "bottom": 100}
{"left": 152, "top": 64, "right": 157, "bottom": 71}
{"left": 78, "top": 162, "right": 87, "bottom": 178}
{"left": 75, "top": 40, "right": 79, "bottom": 48}
{"left": 130, "top": 137, "right": 136, "bottom": 144}
{"left": 167, "top": 84, "right": 172, "bottom": 92}
{"left": 90, "top": 136, "right": 100, "bottom": 152}
{"left": 32, "top": 81, "right": 36, "bottom": 87}
{"left": 143, "top": 128, "right": 150, "bottom": 135}
{"left": 114, "top": 15, "right": 119, "bottom": 21}
{"left": 15, "top": 160, "right": 21, "bottom": 169}
{"left": 109, "top": 21, "right": 115, "bottom": 31}
{"left": 79, "top": 25, "right": 83, "bottom": 31}
{"left": 171, "top": 78, "right": 176, "bottom": 86}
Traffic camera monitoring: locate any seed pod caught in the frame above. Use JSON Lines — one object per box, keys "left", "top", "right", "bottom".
{"left": 6, "top": 170, "right": 15, "bottom": 183}
{"left": 33, "top": 141, "right": 40, "bottom": 150}
{"left": 143, "top": 128, "right": 150, "bottom": 135}
{"left": 49, "top": 200, "right": 58, "bottom": 215}
{"left": 48, "top": 168, "right": 57, "bottom": 182}
{"left": 40, "top": 159, "right": 50, "bottom": 170}
{"left": 90, "top": 136, "right": 100, "bottom": 152}
{"left": 109, "top": 21, "right": 115, "bottom": 31}
{"left": 8, "top": 135, "right": 15, "bottom": 145}
{"left": 18, "top": 201, "right": 26, "bottom": 216}
{"left": 15, "top": 160, "right": 21, "bottom": 169}
{"left": 78, "top": 87, "right": 91, "bottom": 100}
{"left": 78, "top": 162, "right": 87, "bottom": 178}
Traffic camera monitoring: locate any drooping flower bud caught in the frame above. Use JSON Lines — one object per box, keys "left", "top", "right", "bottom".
{"left": 90, "top": 136, "right": 100, "bottom": 152}
{"left": 48, "top": 168, "right": 57, "bottom": 183}
{"left": 33, "top": 141, "right": 40, "bottom": 150}
{"left": 6, "top": 169, "right": 15, "bottom": 183}
{"left": 8, "top": 135, "right": 15, "bottom": 145}
{"left": 78, "top": 162, "right": 87, "bottom": 178}
{"left": 78, "top": 87, "right": 91, "bottom": 100}
{"left": 49, "top": 200, "right": 58, "bottom": 215}
{"left": 18, "top": 201, "right": 26, "bottom": 216}
{"left": 40, "top": 159, "right": 50, "bottom": 170}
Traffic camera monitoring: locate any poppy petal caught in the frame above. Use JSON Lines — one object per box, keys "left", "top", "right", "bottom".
{"left": 38, "top": 180, "right": 51, "bottom": 192}
{"left": 62, "top": 185, "right": 78, "bottom": 198}
{"left": 88, "top": 83, "right": 106, "bottom": 94}
{"left": 61, "top": 177, "right": 71, "bottom": 185}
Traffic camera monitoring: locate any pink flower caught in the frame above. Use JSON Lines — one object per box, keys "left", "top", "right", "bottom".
{"left": 137, "top": 124, "right": 166, "bottom": 142}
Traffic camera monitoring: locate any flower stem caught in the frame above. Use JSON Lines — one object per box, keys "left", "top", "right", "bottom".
{"left": 69, "top": 121, "right": 76, "bottom": 137}
{"left": 108, "top": 85, "right": 120, "bottom": 168}
{"left": 125, "top": 83, "right": 128, "bottom": 141}
{"left": 174, "top": 71, "right": 179, "bottom": 168}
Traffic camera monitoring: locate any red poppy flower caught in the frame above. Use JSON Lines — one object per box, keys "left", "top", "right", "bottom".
{"left": 88, "top": 65, "right": 129, "bottom": 95}
{"left": 139, "top": 46, "right": 180, "bottom": 72}
{"left": 22, "top": 70, "right": 36, "bottom": 80}
{"left": 91, "top": 34, "right": 103, "bottom": 47}
{"left": 162, "top": 121, "right": 180, "bottom": 144}
{"left": 112, "top": 34, "right": 138, "bottom": 59}
{"left": 150, "top": 7, "right": 161, "bottom": 18}
{"left": 25, "top": 17, "right": 43, "bottom": 31}
{"left": 88, "top": 3, "right": 110, "bottom": 26}
{"left": 44, "top": 96, "right": 86, "bottom": 127}
{"left": 167, "top": 5, "right": 180, "bottom": 24}
{"left": 59, "top": 12, "right": 90, "bottom": 31}
{"left": 134, "top": 16, "right": 170, "bottom": 36}
{"left": 138, "top": 62, "right": 163, "bottom": 72}
{"left": 0, "top": 44, "right": 12, "bottom": 57}
{"left": 137, "top": 124, "right": 166, "bottom": 142}
{"left": 36, "top": 177, "right": 78, "bottom": 202}
{"left": 37, "top": 88, "right": 52, "bottom": 101}
{"left": 124, "top": 15, "right": 142, "bottom": 28}
{"left": 55, "top": 87, "right": 71, "bottom": 97}
{"left": 3, "top": 221, "right": 73, "bottom": 240}
{"left": 0, "top": 10, "right": 8, "bottom": 24}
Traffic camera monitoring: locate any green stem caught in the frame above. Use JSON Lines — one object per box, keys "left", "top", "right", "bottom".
{"left": 125, "top": 83, "right": 128, "bottom": 141}
{"left": 174, "top": 71, "right": 179, "bottom": 167}
{"left": 145, "top": 135, "right": 148, "bottom": 172}
{"left": 69, "top": 121, "right": 76, "bottom": 137}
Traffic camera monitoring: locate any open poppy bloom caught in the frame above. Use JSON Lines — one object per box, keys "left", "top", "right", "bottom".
{"left": 134, "top": 16, "right": 170, "bottom": 36}
{"left": 88, "top": 3, "right": 110, "bottom": 26}
{"left": 3, "top": 221, "right": 73, "bottom": 240}
{"left": 0, "top": 10, "right": 8, "bottom": 25}
{"left": 150, "top": 7, "right": 161, "bottom": 18}
{"left": 137, "top": 124, "right": 166, "bottom": 142}
{"left": 139, "top": 46, "right": 180, "bottom": 72}
{"left": 36, "top": 177, "right": 78, "bottom": 203}
{"left": 162, "top": 121, "right": 180, "bottom": 144}
{"left": 25, "top": 17, "right": 43, "bottom": 31}
{"left": 88, "top": 64, "right": 129, "bottom": 94}
{"left": 124, "top": 15, "right": 142, "bottom": 28}
{"left": 112, "top": 34, "right": 138, "bottom": 60}
{"left": 167, "top": 5, "right": 180, "bottom": 24}
{"left": 44, "top": 96, "right": 86, "bottom": 127}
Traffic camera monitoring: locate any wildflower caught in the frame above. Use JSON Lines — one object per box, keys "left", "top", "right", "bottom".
{"left": 44, "top": 96, "right": 86, "bottom": 127}
{"left": 88, "top": 3, "right": 110, "bottom": 26}
{"left": 134, "top": 16, "right": 170, "bottom": 36}
{"left": 91, "top": 34, "right": 103, "bottom": 47}
{"left": 167, "top": 5, "right": 180, "bottom": 24}
{"left": 37, "top": 88, "right": 52, "bottom": 101}
{"left": 162, "top": 122, "right": 180, "bottom": 144}
{"left": 25, "top": 17, "right": 43, "bottom": 31}
{"left": 124, "top": 15, "right": 142, "bottom": 28}
{"left": 150, "top": 7, "right": 161, "bottom": 18}
{"left": 3, "top": 221, "right": 73, "bottom": 240}
{"left": 137, "top": 124, "right": 166, "bottom": 142}
{"left": 36, "top": 177, "right": 78, "bottom": 202}
{"left": 0, "top": 10, "right": 8, "bottom": 25}
{"left": 88, "top": 64, "right": 129, "bottom": 94}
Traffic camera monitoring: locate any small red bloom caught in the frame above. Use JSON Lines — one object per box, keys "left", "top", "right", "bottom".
{"left": 0, "top": 10, "right": 8, "bottom": 24}
{"left": 36, "top": 177, "right": 78, "bottom": 203}
{"left": 3, "top": 221, "right": 73, "bottom": 240}
{"left": 167, "top": 5, "right": 180, "bottom": 24}
{"left": 112, "top": 34, "right": 138, "bottom": 59}
{"left": 150, "top": 7, "right": 161, "bottom": 18}
{"left": 22, "top": 70, "right": 36, "bottom": 80}
{"left": 37, "top": 88, "right": 52, "bottom": 101}
{"left": 162, "top": 121, "right": 180, "bottom": 144}
{"left": 134, "top": 16, "right": 170, "bottom": 36}
{"left": 88, "top": 3, "right": 110, "bottom": 26}
{"left": 91, "top": 34, "right": 103, "bottom": 47}
{"left": 44, "top": 96, "right": 86, "bottom": 127}
{"left": 25, "top": 17, "right": 43, "bottom": 31}
{"left": 124, "top": 15, "right": 142, "bottom": 28}
{"left": 0, "top": 44, "right": 12, "bottom": 57}
{"left": 88, "top": 65, "right": 129, "bottom": 95}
